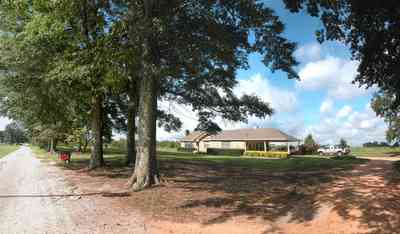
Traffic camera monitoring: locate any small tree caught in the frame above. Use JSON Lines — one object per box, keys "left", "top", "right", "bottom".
{"left": 339, "top": 138, "right": 348, "bottom": 148}
{"left": 303, "top": 134, "right": 318, "bottom": 154}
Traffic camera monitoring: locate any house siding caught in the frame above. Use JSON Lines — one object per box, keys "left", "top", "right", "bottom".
{"left": 203, "top": 141, "right": 246, "bottom": 150}
{"left": 181, "top": 140, "right": 247, "bottom": 152}
{"left": 180, "top": 142, "right": 197, "bottom": 149}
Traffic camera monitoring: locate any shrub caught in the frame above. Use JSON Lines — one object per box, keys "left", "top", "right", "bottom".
{"left": 158, "top": 141, "right": 179, "bottom": 148}
{"left": 206, "top": 148, "right": 244, "bottom": 156}
{"left": 177, "top": 147, "right": 195, "bottom": 152}
{"left": 303, "top": 134, "right": 319, "bottom": 154}
{"left": 331, "top": 155, "right": 357, "bottom": 160}
{"left": 298, "top": 144, "right": 319, "bottom": 155}
{"left": 243, "top": 151, "right": 289, "bottom": 159}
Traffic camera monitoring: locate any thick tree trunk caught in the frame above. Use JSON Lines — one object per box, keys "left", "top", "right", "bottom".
{"left": 126, "top": 87, "right": 138, "bottom": 166}
{"left": 127, "top": 0, "right": 160, "bottom": 191}
{"left": 83, "top": 130, "right": 90, "bottom": 153}
{"left": 48, "top": 138, "right": 54, "bottom": 153}
{"left": 53, "top": 139, "right": 58, "bottom": 152}
{"left": 89, "top": 94, "right": 105, "bottom": 169}
{"left": 128, "top": 70, "right": 159, "bottom": 191}
{"left": 78, "top": 143, "right": 82, "bottom": 153}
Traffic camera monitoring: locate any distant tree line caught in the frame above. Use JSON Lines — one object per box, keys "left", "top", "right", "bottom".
{"left": 362, "top": 141, "right": 396, "bottom": 148}
{"left": 0, "top": 122, "right": 28, "bottom": 144}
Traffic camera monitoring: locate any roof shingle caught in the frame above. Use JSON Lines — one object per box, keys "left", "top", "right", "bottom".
{"left": 202, "top": 128, "right": 299, "bottom": 142}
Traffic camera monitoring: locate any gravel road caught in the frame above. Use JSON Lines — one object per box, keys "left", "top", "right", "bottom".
{"left": 0, "top": 147, "right": 148, "bottom": 234}
{"left": 0, "top": 147, "right": 76, "bottom": 234}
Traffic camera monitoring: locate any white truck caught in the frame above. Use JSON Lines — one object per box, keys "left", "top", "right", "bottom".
{"left": 317, "top": 145, "right": 351, "bottom": 156}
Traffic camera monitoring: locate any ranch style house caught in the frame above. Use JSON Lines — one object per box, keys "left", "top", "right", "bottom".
{"left": 179, "top": 128, "right": 300, "bottom": 154}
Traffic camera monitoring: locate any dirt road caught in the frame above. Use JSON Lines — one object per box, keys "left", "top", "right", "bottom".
{"left": 0, "top": 147, "right": 147, "bottom": 234}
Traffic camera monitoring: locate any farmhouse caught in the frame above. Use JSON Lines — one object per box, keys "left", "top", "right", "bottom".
{"left": 179, "top": 128, "right": 300, "bottom": 154}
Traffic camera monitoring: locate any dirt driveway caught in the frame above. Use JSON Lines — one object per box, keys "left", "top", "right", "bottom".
{"left": 0, "top": 147, "right": 147, "bottom": 234}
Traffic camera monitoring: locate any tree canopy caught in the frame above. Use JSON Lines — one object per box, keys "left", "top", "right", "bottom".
{"left": 0, "top": 0, "right": 299, "bottom": 191}
{"left": 372, "top": 91, "right": 400, "bottom": 145}
{"left": 284, "top": 0, "right": 400, "bottom": 106}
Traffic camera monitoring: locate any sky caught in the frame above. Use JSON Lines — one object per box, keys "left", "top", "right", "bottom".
{"left": 0, "top": 1, "right": 386, "bottom": 146}
{"left": 157, "top": 1, "right": 387, "bottom": 146}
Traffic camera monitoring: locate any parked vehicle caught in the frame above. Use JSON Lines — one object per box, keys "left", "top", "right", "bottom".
{"left": 317, "top": 145, "right": 351, "bottom": 156}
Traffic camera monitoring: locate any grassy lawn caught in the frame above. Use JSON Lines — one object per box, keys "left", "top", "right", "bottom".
{"left": 0, "top": 144, "right": 20, "bottom": 159}
{"left": 159, "top": 149, "right": 367, "bottom": 172}
{"left": 31, "top": 146, "right": 367, "bottom": 172}
{"left": 351, "top": 147, "right": 400, "bottom": 157}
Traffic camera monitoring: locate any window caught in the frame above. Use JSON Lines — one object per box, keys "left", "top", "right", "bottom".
{"left": 185, "top": 142, "right": 193, "bottom": 149}
{"left": 248, "top": 142, "right": 266, "bottom": 151}
{"left": 221, "top": 142, "right": 231, "bottom": 149}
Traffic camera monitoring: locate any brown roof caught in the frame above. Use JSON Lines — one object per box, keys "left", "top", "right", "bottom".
{"left": 179, "top": 131, "right": 208, "bottom": 142}
{"left": 203, "top": 128, "right": 300, "bottom": 142}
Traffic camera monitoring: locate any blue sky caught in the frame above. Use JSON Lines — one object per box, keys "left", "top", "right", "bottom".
{"left": 158, "top": 1, "right": 387, "bottom": 146}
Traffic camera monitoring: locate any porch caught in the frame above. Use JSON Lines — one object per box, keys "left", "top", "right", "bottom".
{"left": 245, "top": 140, "right": 300, "bottom": 154}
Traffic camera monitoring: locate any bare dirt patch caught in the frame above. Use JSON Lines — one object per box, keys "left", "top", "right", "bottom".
{"left": 45, "top": 155, "right": 400, "bottom": 234}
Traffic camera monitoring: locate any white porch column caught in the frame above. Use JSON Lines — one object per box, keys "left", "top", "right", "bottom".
{"left": 287, "top": 142, "right": 290, "bottom": 154}
{"left": 264, "top": 141, "right": 267, "bottom": 152}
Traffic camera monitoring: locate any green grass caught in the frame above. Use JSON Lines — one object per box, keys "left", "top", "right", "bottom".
{"left": 0, "top": 144, "right": 20, "bottom": 158}
{"left": 31, "top": 146, "right": 126, "bottom": 168}
{"left": 30, "top": 146, "right": 367, "bottom": 172}
{"left": 351, "top": 147, "right": 400, "bottom": 157}
{"left": 159, "top": 149, "right": 367, "bottom": 171}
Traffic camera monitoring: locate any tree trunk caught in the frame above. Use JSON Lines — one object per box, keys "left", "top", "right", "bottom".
{"left": 127, "top": 0, "right": 160, "bottom": 191}
{"left": 53, "top": 139, "right": 58, "bottom": 152}
{"left": 83, "top": 129, "right": 90, "bottom": 153}
{"left": 49, "top": 138, "right": 54, "bottom": 153}
{"left": 89, "top": 94, "right": 105, "bottom": 169}
{"left": 128, "top": 67, "right": 159, "bottom": 191}
{"left": 126, "top": 87, "right": 138, "bottom": 166}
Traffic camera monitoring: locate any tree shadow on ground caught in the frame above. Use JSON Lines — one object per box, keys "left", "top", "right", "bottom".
{"left": 57, "top": 155, "right": 132, "bottom": 179}
{"left": 316, "top": 161, "right": 400, "bottom": 234}
{"left": 159, "top": 159, "right": 400, "bottom": 234}
{"left": 56, "top": 152, "right": 400, "bottom": 234}
{"left": 162, "top": 160, "right": 334, "bottom": 225}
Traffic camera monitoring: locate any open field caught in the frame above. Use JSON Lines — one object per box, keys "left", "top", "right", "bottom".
{"left": 351, "top": 147, "right": 400, "bottom": 157}
{"left": 0, "top": 144, "right": 20, "bottom": 158}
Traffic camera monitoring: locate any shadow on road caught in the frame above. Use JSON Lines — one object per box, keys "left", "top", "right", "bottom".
{"left": 0, "top": 192, "right": 131, "bottom": 198}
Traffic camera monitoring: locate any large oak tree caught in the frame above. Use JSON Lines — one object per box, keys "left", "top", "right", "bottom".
{"left": 125, "top": 0, "right": 298, "bottom": 190}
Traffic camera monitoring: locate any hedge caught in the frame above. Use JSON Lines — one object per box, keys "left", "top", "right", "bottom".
{"left": 243, "top": 151, "right": 289, "bottom": 159}
{"left": 206, "top": 148, "right": 244, "bottom": 156}
{"left": 177, "top": 147, "right": 195, "bottom": 152}
{"left": 331, "top": 155, "right": 357, "bottom": 160}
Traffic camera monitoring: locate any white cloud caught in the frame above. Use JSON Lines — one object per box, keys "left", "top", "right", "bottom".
{"left": 156, "top": 73, "right": 299, "bottom": 140}
{"left": 235, "top": 73, "right": 298, "bottom": 113}
{"left": 304, "top": 103, "right": 387, "bottom": 146}
{"left": 336, "top": 105, "right": 352, "bottom": 118}
{"left": 297, "top": 56, "right": 374, "bottom": 100}
{"left": 320, "top": 99, "right": 334, "bottom": 114}
{"left": 294, "top": 43, "right": 322, "bottom": 62}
